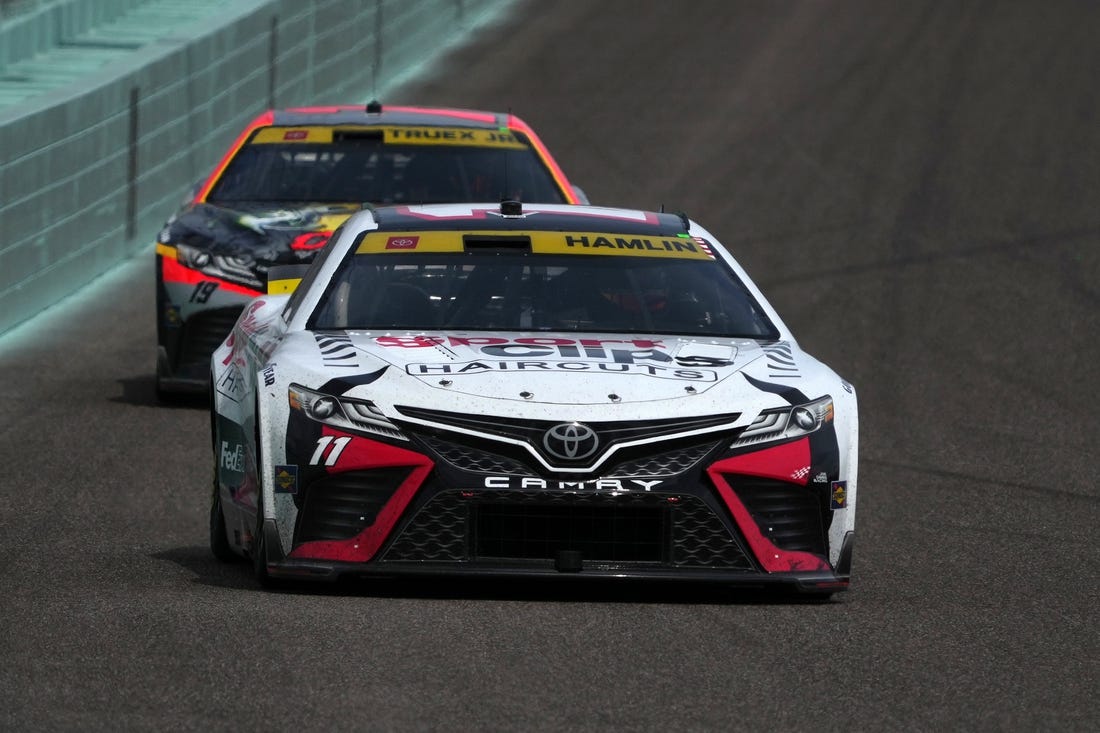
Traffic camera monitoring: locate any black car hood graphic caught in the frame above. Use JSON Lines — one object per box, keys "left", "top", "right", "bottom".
{"left": 162, "top": 201, "right": 363, "bottom": 266}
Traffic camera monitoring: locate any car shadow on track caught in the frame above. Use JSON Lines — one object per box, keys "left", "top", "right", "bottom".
{"left": 153, "top": 546, "right": 842, "bottom": 605}
{"left": 111, "top": 374, "right": 208, "bottom": 409}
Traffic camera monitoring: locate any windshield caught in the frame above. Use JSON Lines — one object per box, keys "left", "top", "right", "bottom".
{"left": 308, "top": 252, "right": 779, "bottom": 338}
{"left": 206, "top": 130, "right": 567, "bottom": 205}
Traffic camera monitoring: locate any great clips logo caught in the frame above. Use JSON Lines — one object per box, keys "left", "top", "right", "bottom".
{"left": 377, "top": 335, "right": 719, "bottom": 382}
{"left": 385, "top": 236, "right": 419, "bottom": 250}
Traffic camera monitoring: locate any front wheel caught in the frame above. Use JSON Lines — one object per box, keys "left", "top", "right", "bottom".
{"left": 209, "top": 479, "right": 236, "bottom": 563}
{"left": 251, "top": 491, "right": 270, "bottom": 584}
{"left": 250, "top": 422, "right": 281, "bottom": 588}
{"left": 209, "top": 386, "right": 236, "bottom": 562}
{"left": 251, "top": 491, "right": 287, "bottom": 589}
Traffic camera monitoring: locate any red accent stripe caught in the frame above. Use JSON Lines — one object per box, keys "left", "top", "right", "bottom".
{"left": 288, "top": 436, "right": 434, "bottom": 563}
{"left": 159, "top": 256, "right": 262, "bottom": 297}
{"left": 193, "top": 107, "right": 578, "bottom": 204}
{"left": 506, "top": 114, "right": 578, "bottom": 203}
{"left": 706, "top": 439, "right": 830, "bottom": 573}
{"left": 193, "top": 110, "right": 275, "bottom": 202}
{"left": 281, "top": 107, "right": 579, "bottom": 202}
{"left": 717, "top": 438, "right": 811, "bottom": 485}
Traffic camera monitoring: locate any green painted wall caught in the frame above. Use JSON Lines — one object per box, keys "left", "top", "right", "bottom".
{"left": 0, "top": 0, "right": 512, "bottom": 335}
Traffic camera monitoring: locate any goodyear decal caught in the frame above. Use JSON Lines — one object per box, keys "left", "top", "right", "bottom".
{"left": 250, "top": 126, "right": 526, "bottom": 149}
{"left": 274, "top": 464, "right": 299, "bottom": 494}
{"left": 830, "top": 480, "right": 848, "bottom": 510}
{"left": 356, "top": 231, "right": 715, "bottom": 260}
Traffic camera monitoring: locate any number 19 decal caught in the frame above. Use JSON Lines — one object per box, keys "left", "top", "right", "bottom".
{"left": 190, "top": 281, "right": 219, "bottom": 303}
{"left": 309, "top": 436, "right": 351, "bottom": 466}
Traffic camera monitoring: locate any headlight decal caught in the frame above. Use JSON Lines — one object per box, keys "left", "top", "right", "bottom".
{"left": 173, "top": 243, "right": 264, "bottom": 290}
{"left": 732, "top": 395, "right": 833, "bottom": 449}
{"left": 159, "top": 254, "right": 263, "bottom": 296}
{"left": 288, "top": 383, "right": 407, "bottom": 441}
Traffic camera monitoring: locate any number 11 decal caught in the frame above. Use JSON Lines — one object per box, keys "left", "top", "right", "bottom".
{"left": 309, "top": 436, "right": 351, "bottom": 466}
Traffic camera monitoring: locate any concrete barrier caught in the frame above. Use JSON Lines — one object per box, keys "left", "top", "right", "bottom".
{"left": 0, "top": 0, "right": 514, "bottom": 336}
{"left": 0, "top": 0, "right": 145, "bottom": 72}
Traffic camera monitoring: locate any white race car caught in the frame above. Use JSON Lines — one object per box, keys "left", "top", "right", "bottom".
{"left": 209, "top": 201, "right": 858, "bottom": 596}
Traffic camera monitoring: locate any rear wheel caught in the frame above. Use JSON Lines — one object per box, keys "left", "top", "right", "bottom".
{"left": 209, "top": 394, "right": 237, "bottom": 563}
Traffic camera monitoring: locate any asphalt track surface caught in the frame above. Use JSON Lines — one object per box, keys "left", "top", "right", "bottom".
{"left": 2, "top": 1, "right": 1098, "bottom": 729}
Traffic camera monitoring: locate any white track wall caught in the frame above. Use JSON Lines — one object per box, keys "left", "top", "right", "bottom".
{"left": 0, "top": 0, "right": 511, "bottom": 335}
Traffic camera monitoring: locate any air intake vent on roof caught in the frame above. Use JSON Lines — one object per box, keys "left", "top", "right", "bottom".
{"left": 333, "top": 130, "right": 384, "bottom": 143}
{"left": 462, "top": 235, "right": 532, "bottom": 253}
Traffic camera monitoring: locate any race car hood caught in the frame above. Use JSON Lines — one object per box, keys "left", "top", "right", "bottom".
{"left": 158, "top": 201, "right": 361, "bottom": 279}
{"left": 313, "top": 331, "right": 817, "bottom": 406}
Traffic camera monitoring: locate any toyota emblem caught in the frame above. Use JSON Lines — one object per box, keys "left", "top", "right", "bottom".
{"left": 385, "top": 235, "right": 420, "bottom": 250}
{"left": 542, "top": 422, "right": 599, "bottom": 461}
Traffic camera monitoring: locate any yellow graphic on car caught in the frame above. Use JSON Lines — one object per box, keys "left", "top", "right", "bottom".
{"left": 355, "top": 230, "right": 716, "bottom": 260}
{"left": 250, "top": 126, "right": 527, "bottom": 149}
{"left": 267, "top": 277, "right": 302, "bottom": 295}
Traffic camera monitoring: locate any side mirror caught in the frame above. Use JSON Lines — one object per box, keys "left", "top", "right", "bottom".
{"left": 267, "top": 264, "right": 312, "bottom": 295}
{"left": 571, "top": 185, "right": 590, "bottom": 205}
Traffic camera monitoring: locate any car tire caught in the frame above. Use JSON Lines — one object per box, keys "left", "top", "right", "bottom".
{"left": 209, "top": 385, "right": 237, "bottom": 562}
{"left": 155, "top": 378, "right": 177, "bottom": 405}
{"left": 250, "top": 420, "right": 282, "bottom": 589}
{"left": 252, "top": 492, "right": 286, "bottom": 589}
{"left": 251, "top": 490, "right": 268, "bottom": 583}
{"left": 209, "top": 478, "right": 236, "bottom": 563}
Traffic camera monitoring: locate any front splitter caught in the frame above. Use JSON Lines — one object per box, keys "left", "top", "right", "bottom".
{"left": 264, "top": 557, "right": 849, "bottom": 595}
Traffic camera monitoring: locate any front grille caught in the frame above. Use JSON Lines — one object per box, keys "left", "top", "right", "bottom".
{"left": 727, "top": 476, "right": 828, "bottom": 556}
{"left": 295, "top": 468, "right": 409, "bottom": 543}
{"left": 606, "top": 441, "right": 718, "bottom": 477}
{"left": 419, "top": 435, "right": 536, "bottom": 476}
{"left": 477, "top": 504, "right": 664, "bottom": 562}
{"left": 382, "top": 490, "right": 754, "bottom": 570}
{"left": 177, "top": 306, "right": 243, "bottom": 370}
{"left": 396, "top": 406, "right": 740, "bottom": 469}
{"left": 671, "top": 497, "right": 755, "bottom": 567}
{"left": 383, "top": 491, "right": 467, "bottom": 561}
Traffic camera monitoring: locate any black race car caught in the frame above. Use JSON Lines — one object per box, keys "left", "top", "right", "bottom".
{"left": 155, "top": 102, "right": 585, "bottom": 398}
